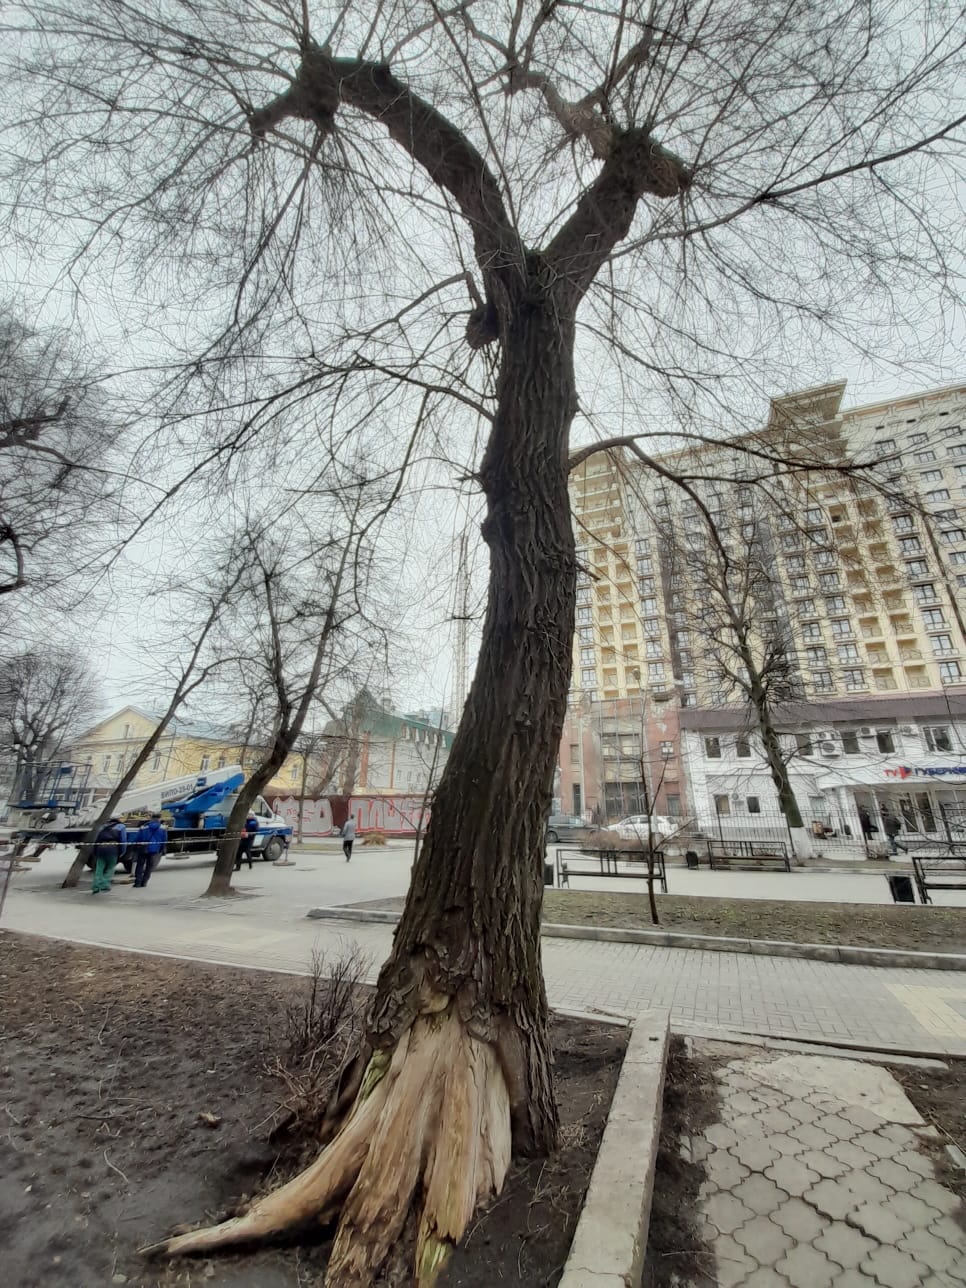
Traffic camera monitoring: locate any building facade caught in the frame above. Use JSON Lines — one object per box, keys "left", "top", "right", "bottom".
{"left": 564, "top": 380, "right": 966, "bottom": 839}
{"left": 67, "top": 706, "right": 306, "bottom": 804}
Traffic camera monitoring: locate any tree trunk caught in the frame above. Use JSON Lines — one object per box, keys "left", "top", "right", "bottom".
{"left": 366, "top": 282, "right": 576, "bottom": 1154}
{"left": 156, "top": 274, "right": 579, "bottom": 1285}
{"left": 748, "top": 681, "right": 811, "bottom": 855}
{"left": 206, "top": 755, "right": 282, "bottom": 895}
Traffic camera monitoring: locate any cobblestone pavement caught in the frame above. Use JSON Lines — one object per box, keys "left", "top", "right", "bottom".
{"left": 3, "top": 855, "right": 966, "bottom": 1055}
{"left": 694, "top": 1048, "right": 966, "bottom": 1287}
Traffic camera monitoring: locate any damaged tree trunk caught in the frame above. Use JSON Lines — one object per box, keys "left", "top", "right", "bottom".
{"left": 154, "top": 273, "right": 578, "bottom": 1284}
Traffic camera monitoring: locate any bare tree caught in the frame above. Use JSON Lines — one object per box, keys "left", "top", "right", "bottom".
{"left": 4, "top": 2, "right": 964, "bottom": 1281}
{"left": 0, "top": 308, "right": 118, "bottom": 602}
{"left": 204, "top": 508, "right": 372, "bottom": 896}
{"left": 59, "top": 568, "right": 248, "bottom": 887}
{"left": 0, "top": 647, "right": 100, "bottom": 795}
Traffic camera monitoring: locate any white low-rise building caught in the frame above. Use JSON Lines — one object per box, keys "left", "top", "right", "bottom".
{"left": 679, "top": 695, "right": 966, "bottom": 854}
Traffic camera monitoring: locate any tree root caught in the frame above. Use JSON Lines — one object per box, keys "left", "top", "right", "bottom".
{"left": 146, "top": 1005, "right": 512, "bottom": 1287}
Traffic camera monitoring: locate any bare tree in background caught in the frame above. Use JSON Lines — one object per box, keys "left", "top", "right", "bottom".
{"left": 0, "top": 648, "right": 100, "bottom": 792}
{"left": 4, "top": 1, "right": 964, "bottom": 1280}
{"left": 0, "top": 307, "right": 118, "bottom": 602}
{"left": 59, "top": 566, "right": 248, "bottom": 887}
{"left": 204, "top": 506, "right": 374, "bottom": 895}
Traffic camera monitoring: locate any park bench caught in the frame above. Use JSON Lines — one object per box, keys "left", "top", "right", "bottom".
{"left": 706, "top": 839, "right": 791, "bottom": 872}
{"left": 554, "top": 846, "right": 668, "bottom": 893}
{"left": 911, "top": 851, "right": 966, "bottom": 905}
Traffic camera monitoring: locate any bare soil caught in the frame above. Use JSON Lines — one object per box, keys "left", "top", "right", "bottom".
{"left": 0, "top": 932, "right": 625, "bottom": 1287}
{"left": 644, "top": 1036, "right": 719, "bottom": 1288}
{"left": 889, "top": 1061, "right": 966, "bottom": 1211}
{"left": 351, "top": 892, "right": 965, "bottom": 954}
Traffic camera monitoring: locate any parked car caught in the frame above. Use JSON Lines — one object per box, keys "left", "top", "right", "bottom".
{"left": 545, "top": 814, "right": 594, "bottom": 844}
{"left": 607, "top": 814, "right": 684, "bottom": 842}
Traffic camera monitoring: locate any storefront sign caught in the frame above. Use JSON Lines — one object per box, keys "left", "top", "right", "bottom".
{"left": 884, "top": 765, "right": 966, "bottom": 779}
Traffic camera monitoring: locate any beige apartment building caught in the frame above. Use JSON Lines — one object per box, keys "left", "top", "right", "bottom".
{"left": 559, "top": 380, "right": 966, "bottom": 848}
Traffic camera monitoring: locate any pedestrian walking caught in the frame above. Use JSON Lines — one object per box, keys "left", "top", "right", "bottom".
{"left": 91, "top": 817, "right": 128, "bottom": 894}
{"left": 341, "top": 816, "right": 356, "bottom": 862}
{"left": 133, "top": 813, "right": 167, "bottom": 887}
{"left": 881, "top": 809, "right": 907, "bottom": 855}
{"left": 234, "top": 813, "right": 259, "bottom": 870}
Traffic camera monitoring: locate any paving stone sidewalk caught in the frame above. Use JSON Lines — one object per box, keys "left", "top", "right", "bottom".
{"left": 692, "top": 1047, "right": 965, "bottom": 1287}
{"left": 2, "top": 870, "right": 966, "bottom": 1054}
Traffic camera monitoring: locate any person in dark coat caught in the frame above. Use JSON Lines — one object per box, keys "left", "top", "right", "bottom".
{"left": 133, "top": 813, "right": 167, "bottom": 887}
{"left": 234, "top": 814, "right": 259, "bottom": 870}
{"left": 92, "top": 818, "right": 128, "bottom": 894}
{"left": 881, "top": 809, "right": 906, "bottom": 855}
{"left": 857, "top": 805, "right": 876, "bottom": 842}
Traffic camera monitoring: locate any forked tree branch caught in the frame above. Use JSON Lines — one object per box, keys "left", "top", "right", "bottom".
{"left": 248, "top": 46, "right": 519, "bottom": 291}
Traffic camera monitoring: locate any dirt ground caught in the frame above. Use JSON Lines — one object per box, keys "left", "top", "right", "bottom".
{"left": 889, "top": 1061, "right": 966, "bottom": 1209}
{"left": 0, "top": 932, "right": 625, "bottom": 1287}
{"left": 350, "top": 891, "right": 965, "bottom": 955}
{"left": 644, "top": 1036, "right": 719, "bottom": 1288}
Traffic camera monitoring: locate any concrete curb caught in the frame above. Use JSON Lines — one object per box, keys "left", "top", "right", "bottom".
{"left": 305, "top": 906, "right": 966, "bottom": 972}
{"left": 558, "top": 1009, "right": 670, "bottom": 1288}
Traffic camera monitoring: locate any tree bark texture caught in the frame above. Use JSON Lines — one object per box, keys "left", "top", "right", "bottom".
{"left": 368, "top": 269, "right": 577, "bottom": 1154}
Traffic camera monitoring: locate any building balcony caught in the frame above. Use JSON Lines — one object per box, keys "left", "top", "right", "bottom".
{"left": 898, "top": 646, "right": 922, "bottom": 660}
{"left": 907, "top": 674, "right": 931, "bottom": 689}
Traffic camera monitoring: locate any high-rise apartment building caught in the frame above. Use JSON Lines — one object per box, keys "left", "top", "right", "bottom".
{"left": 558, "top": 381, "right": 966, "bottom": 850}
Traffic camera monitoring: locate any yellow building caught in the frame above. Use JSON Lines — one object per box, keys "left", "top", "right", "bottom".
{"left": 68, "top": 705, "right": 306, "bottom": 804}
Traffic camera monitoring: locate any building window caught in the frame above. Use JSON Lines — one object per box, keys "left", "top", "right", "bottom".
{"left": 914, "top": 450, "right": 937, "bottom": 463}
{"left": 805, "top": 646, "right": 827, "bottom": 664}
{"left": 812, "top": 671, "right": 834, "bottom": 692}
{"left": 814, "top": 550, "right": 837, "bottom": 568}
{"left": 805, "top": 507, "right": 823, "bottom": 525}
{"left": 659, "top": 741, "right": 674, "bottom": 759}
{"left": 837, "top": 643, "right": 859, "bottom": 663}
{"left": 291, "top": 764, "right": 299, "bottom": 781}
{"left": 216, "top": 754, "right": 227, "bottom": 769}
{"left": 921, "top": 469, "right": 942, "bottom": 481}
{"left": 714, "top": 794, "right": 731, "bottom": 816}
{"left": 579, "top": 647, "right": 595, "bottom": 664}
{"left": 641, "top": 597, "right": 658, "bottom": 614}
{"left": 199, "top": 755, "right": 210, "bottom": 772}
{"left": 705, "top": 737, "right": 721, "bottom": 759}
{"left": 892, "top": 516, "right": 914, "bottom": 533}
{"left": 875, "top": 730, "right": 895, "bottom": 754}
{"left": 746, "top": 796, "right": 761, "bottom": 814}
{"left": 921, "top": 612, "right": 948, "bottom": 634}
{"left": 924, "top": 726, "right": 953, "bottom": 752}
{"left": 578, "top": 626, "right": 593, "bottom": 643}
{"left": 791, "top": 576, "right": 810, "bottom": 593}
{"left": 899, "top": 537, "right": 923, "bottom": 554}
{"left": 841, "top": 731, "right": 860, "bottom": 754}
{"left": 569, "top": 743, "right": 580, "bottom": 766}
{"left": 801, "top": 623, "right": 823, "bottom": 641}
{"left": 648, "top": 662, "right": 666, "bottom": 681}
{"left": 939, "top": 661, "right": 962, "bottom": 685}
{"left": 824, "top": 595, "right": 847, "bottom": 614}
{"left": 830, "top": 619, "right": 853, "bottom": 638}
{"left": 876, "top": 437, "right": 897, "bottom": 452}
{"left": 666, "top": 794, "right": 681, "bottom": 817}
{"left": 736, "top": 736, "right": 751, "bottom": 758}
{"left": 577, "top": 607, "right": 592, "bottom": 623}
{"left": 681, "top": 693, "right": 696, "bottom": 708}
{"left": 940, "top": 528, "right": 966, "bottom": 545}
{"left": 797, "top": 599, "right": 816, "bottom": 618}
{"left": 951, "top": 550, "right": 966, "bottom": 566}
{"left": 786, "top": 555, "right": 805, "bottom": 573}
{"left": 576, "top": 588, "right": 591, "bottom": 605}
{"left": 930, "top": 634, "right": 956, "bottom": 656}
{"left": 843, "top": 669, "right": 866, "bottom": 690}
{"left": 581, "top": 668, "right": 596, "bottom": 686}
{"left": 123, "top": 723, "right": 131, "bottom": 739}
{"left": 102, "top": 755, "right": 111, "bottom": 772}
{"left": 905, "top": 559, "right": 929, "bottom": 577}
{"left": 926, "top": 488, "right": 951, "bottom": 503}
{"left": 818, "top": 572, "right": 840, "bottom": 591}
{"left": 795, "top": 733, "right": 813, "bottom": 757}
{"left": 151, "top": 751, "right": 162, "bottom": 771}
